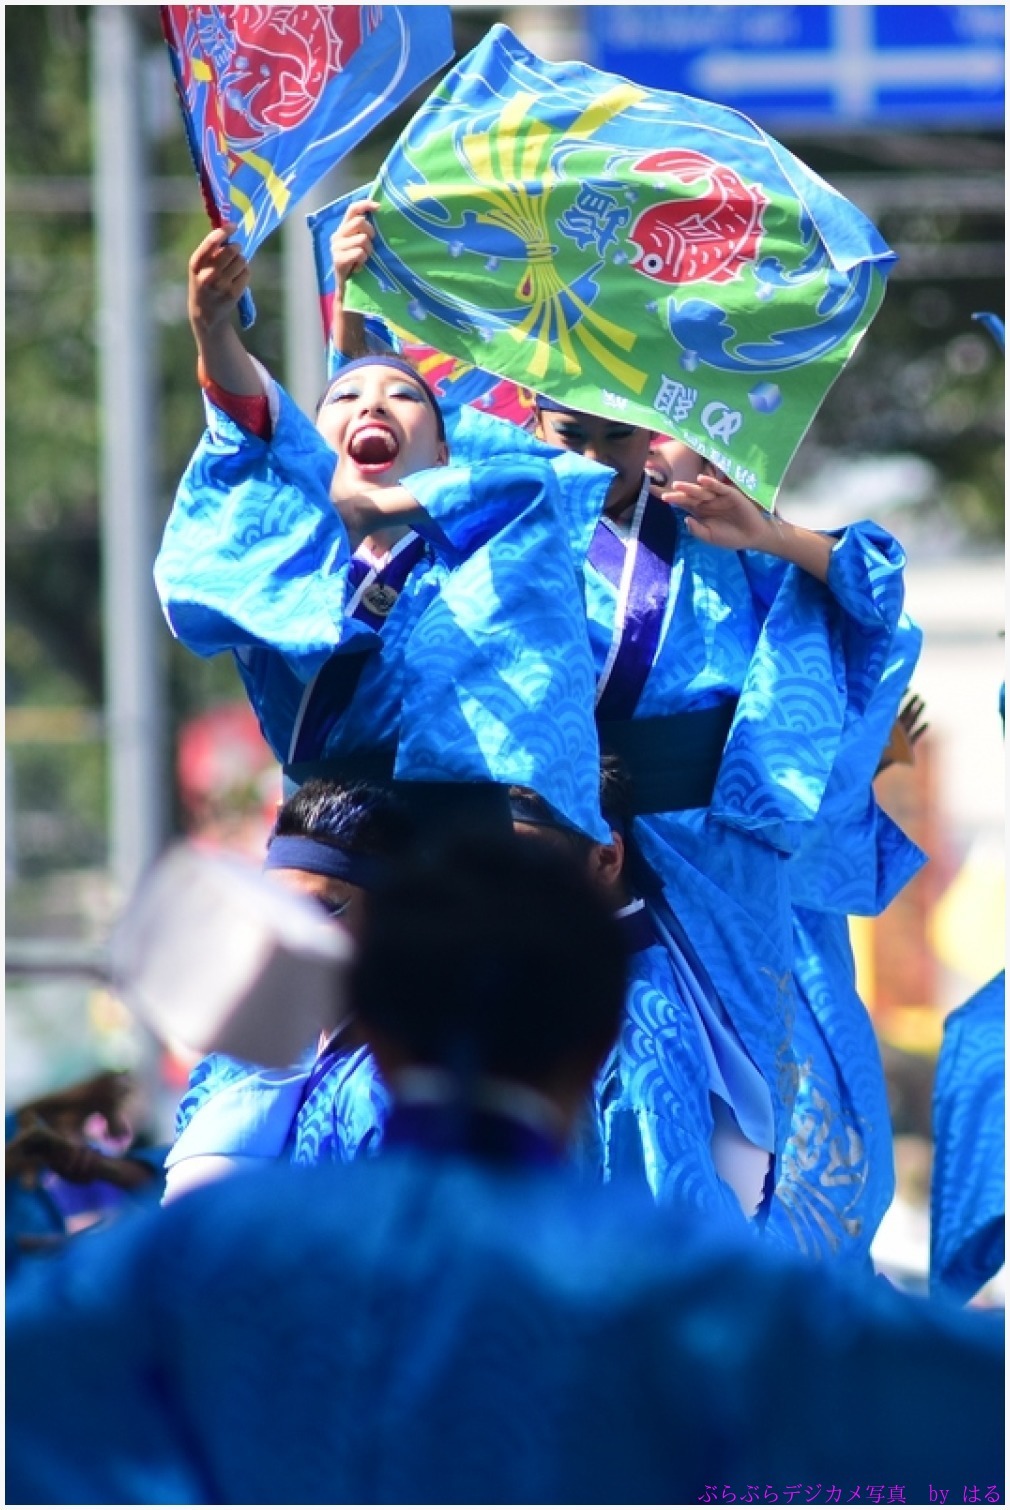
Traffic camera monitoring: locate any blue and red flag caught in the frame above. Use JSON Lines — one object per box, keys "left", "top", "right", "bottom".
{"left": 161, "top": 5, "right": 454, "bottom": 321}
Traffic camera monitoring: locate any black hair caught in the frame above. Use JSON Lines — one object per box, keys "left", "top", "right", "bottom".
{"left": 506, "top": 785, "right": 595, "bottom": 863}
{"left": 508, "top": 754, "right": 634, "bottom": 843}
{"left": 273, "top": 779, "right": 416, "bottom": 859}
{"left": 350, "top": 835, "right": 628, "bottom": 1086}
{"left": 599, "top": 753, "right": 635, "bottom": 832}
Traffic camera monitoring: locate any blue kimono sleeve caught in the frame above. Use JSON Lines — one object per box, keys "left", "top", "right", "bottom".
{"left": 710, "top": 520, "right": 908, "bottom": 854}
{"left": 395, "top": 457, "right": 610, "bottom": 842}
{"left": 173, "top": 1051, "right": 250, "bottom": 1137}
{"left": 442, "top": 401, "right": 612, "bottom": 558}
{"left": 155, "top": 384, "right": 377, "bottom": 681}
{"left": 764, "top": 908, "right": 895, "bottom": 1267}
{"left": 400, "top": 461, "right": 531, "bottom": 563}
{"left": 167, "top": 1050, "right": 316, "bottom": 1167}
{"left": 930, "top": 972, "right": 1006, "bottom": 1303}
{"left": 599, "top": 975, "right": 751, "bottom": 1230}
{"left": 787, "top": 612, "right": 925, "bottom": 914}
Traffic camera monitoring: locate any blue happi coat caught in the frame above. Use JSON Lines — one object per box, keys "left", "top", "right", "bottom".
{"left": 584, "top": 498, "right": 908, "bottom": 1172}
{"left": 762, "top": 615, "right": 925, "bottom": 1263}
{"left": 594, "top": 907, "right": 753, "bottom": 1229}
{"left": 930, "top": 971, "right": 1006, "bottom": 1303}
{"left": 437, "top": 409, "right": 913, "bottom": 1243}
{"left": 6, "top": 1137, "right": 1003, "bottom": 1505}
{"left": 168, "top": 1036, "right": 388, "bottom": 1186}
{"left": 155, "top": 383, "right": 611, "bottom": 840}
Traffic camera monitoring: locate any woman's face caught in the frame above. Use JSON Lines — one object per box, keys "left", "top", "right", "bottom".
{"left": 535, "top": 407, "right": 654, "bottom": 519}
{"left": 317, "top": 365, "right": 448, "bottom": 491}
{"left": 267, "top": 868, "right": 369, "bottom": 939}
{"left": 646, "top": 437, "right": 719, "bottom": 489}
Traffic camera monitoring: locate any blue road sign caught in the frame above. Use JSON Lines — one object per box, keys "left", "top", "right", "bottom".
{"left": 586, "top": 6, "right": 1005, "bottom": 129}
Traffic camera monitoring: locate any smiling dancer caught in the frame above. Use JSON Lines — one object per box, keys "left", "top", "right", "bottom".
{"left": 155, "top": 228, "right": 612, "bottom": 843}
{"left": 526, "top": 400, "right": 913, "bottom": 1250}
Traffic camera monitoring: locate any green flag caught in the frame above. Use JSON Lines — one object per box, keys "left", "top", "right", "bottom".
{"left": 340, "top": 25, "right": 896, "bottom": 509}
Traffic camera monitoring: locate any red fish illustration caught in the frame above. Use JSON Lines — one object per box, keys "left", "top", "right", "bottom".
{"left": 177, "top": 6, "right": 369, "bottom": 148}
{"left": 627, "top": 149, "right": 768, "bottom": 286}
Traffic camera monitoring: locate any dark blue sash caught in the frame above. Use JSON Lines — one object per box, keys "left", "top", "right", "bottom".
{"left": 617, "top": 902, "right": 659, "bottom": 956}
{"left": 383, "top": 1100, "right": 563, "bottom": 1168}
{"left": 599, "top": 703, "right": 737, "bottom": 814}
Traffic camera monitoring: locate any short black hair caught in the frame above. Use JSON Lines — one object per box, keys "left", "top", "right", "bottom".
{"left": 506, "top": 785, "right": 595, "bottom": 863}
{"left": 274, "top": 779, "right": 416, "bottom": 859}
{"left": 508, "top": 753, "right": 634, "bottom": 841}
{"left": 599, "top": 753, "right": 634, "bottom": 832}
{"left": 350, "top": 835, "right": 628, "bottom": 1086}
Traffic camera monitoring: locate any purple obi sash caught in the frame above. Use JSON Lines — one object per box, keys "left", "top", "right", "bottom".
{"left": 344, "top": 532, "right": 428, "bottom": 631}
{"left": 588, "top": 482, "right": 736, "bottom": 813}
{"left": 589, "top": 483, "right": 679, "bottom": 723}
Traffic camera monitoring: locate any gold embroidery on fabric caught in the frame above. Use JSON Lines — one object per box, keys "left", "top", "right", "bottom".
{"left": 773, "top": 1060, "right": 868, "bottom": 1257}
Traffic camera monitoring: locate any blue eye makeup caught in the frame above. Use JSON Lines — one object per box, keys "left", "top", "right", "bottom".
{"left": 322, "top": 381, "right": 426, "bottom": 408}
{"left": 323, "top": 384, "right": 359, "bottom": 406}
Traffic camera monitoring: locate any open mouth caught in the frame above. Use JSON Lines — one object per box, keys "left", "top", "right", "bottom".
{"left": 347, "top": 424, "right": 399, "bottom": 471}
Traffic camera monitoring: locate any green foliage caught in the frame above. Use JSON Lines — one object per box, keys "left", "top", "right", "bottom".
{"left": 781, "top": 134, "right": 1005, "bottom": 537}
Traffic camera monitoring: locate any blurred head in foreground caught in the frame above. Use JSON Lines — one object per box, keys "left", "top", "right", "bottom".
{"left": 350, "top": 834, "right": 629, "bottom": 1136}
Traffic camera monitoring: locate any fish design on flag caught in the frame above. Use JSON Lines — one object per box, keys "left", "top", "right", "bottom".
{"left": 627, "top": 150, "right": 768, "bottom": 286}
{"left": 177, "top": 6, "right": 374, "bottom": 148}
{"left": 322, "top": 23, "right": 896, "bottom": 508}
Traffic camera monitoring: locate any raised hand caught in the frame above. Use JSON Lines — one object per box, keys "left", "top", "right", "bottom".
{"left": 662, "top": 474, "right": 773, "bottom": 553}
{"left": 898, "top": 692, "right": 929, "bottom": 748}
{"left": 662, "top": 473, "right": 833, "bottom": 583}
{"left": 187, "top": 227, "right": 262, "bottom": 396}
{"left": 188, "top": 227, "right": 251, "bottom": 335}
{"left": 877, "top": 692, "right": 929, "bottom": 773}
{"left": 330, "top": 199, "right": 380, "bottom": 359}
{"left": 330, "top": 199, "right": 379, "bottom": 295}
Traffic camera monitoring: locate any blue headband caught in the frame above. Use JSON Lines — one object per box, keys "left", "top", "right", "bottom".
{"left": 535, "top": 393, "right": 580, "bottom": 416}
{"left": 321, "top": 356, "right": 446, "bottom": 441}
{"left": 264, "top": 835, "right": 385, "bottom": 890}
